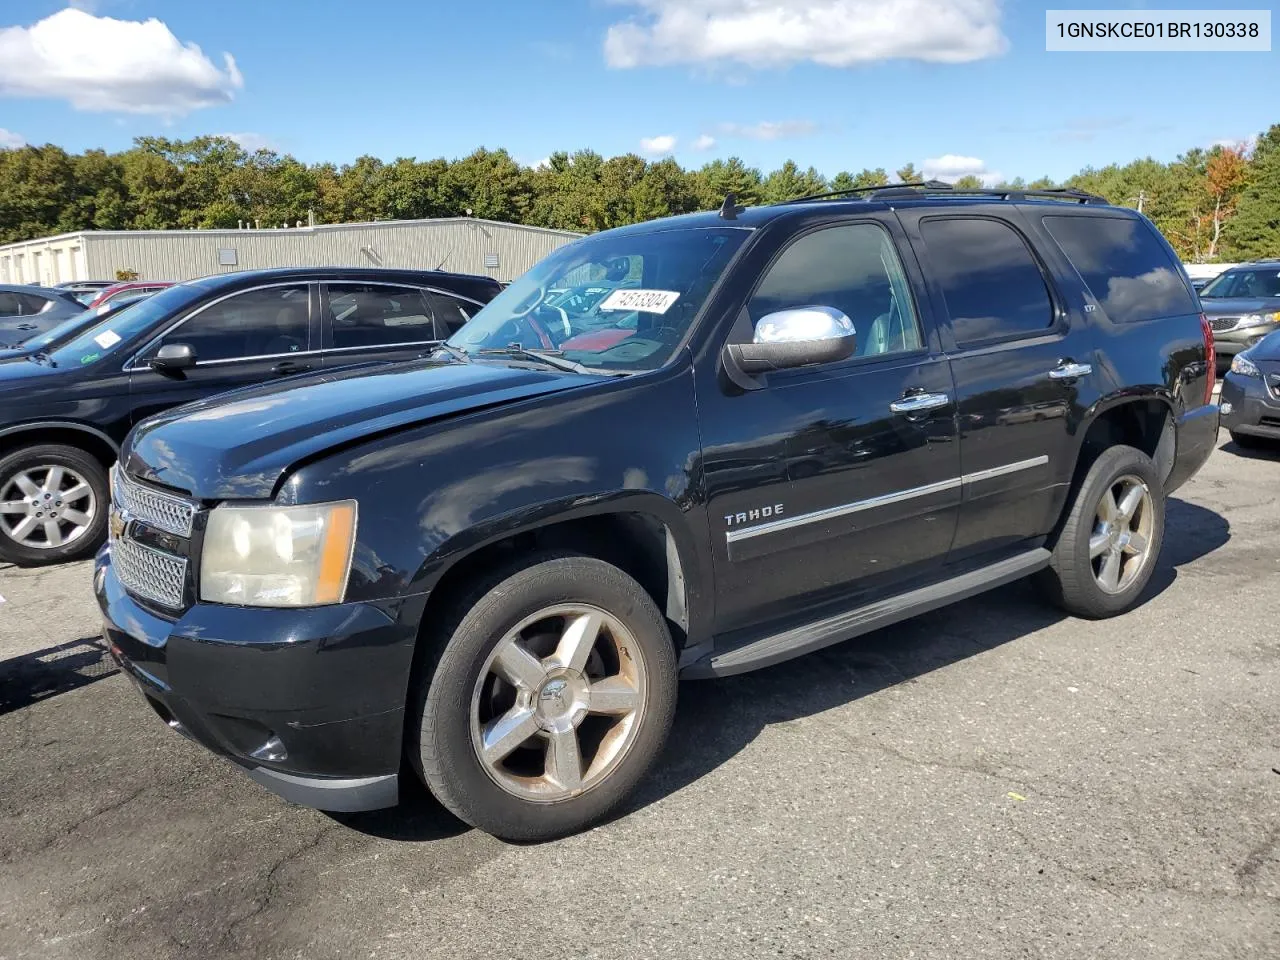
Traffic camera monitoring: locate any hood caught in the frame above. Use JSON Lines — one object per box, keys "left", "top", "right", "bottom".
{"left": 1246, "top": 329, "right": 1280, "bottom": 362}
{"left": 0, "top": 354, "right": 69, "bottom": 381}
{"left": 124, "top": 359, "right": 604, "bottom": 500}
{"left": 1198, "top": 296, "right": 1280, "bottom": 317}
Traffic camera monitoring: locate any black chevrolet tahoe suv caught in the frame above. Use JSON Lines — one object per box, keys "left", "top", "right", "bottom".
{"left": 96, "top": 186, "right": 1219, "bottom": 841}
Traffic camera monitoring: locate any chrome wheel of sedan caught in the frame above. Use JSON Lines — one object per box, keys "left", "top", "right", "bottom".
{"left": 470, "top": 603, "right": 648, "bottom": 802}
{"left": 0, "top": 464, "right": 97, "bottom": 550}
{"left": 1089, "top": 474, "right": 1154, "bottom": 595}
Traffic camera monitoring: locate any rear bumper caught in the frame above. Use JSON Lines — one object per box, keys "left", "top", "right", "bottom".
{"left": 1220, "top": 374, "right": 1280, "bottom": 440}
{"left": 95, "top": 547, "right": 423, "bottom": 812}
{"left": 1165, "top": 403, "right": 1220, "bottom": 494}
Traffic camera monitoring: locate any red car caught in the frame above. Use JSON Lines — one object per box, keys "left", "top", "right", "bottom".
{"left": 85, "top": 281, "right": 174, "bottom": 311}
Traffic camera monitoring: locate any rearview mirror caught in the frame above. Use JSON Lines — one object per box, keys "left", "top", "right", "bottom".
{"left": 721, "top": 306, "right": 856, "bottom": 389}
{"left": 149, "top": 342, "right": 196, "bottom": 372}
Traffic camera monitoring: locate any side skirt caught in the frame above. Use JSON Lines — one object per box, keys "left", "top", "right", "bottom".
{"left": 683, "top": 548, "right": 1051, "bottom": 679}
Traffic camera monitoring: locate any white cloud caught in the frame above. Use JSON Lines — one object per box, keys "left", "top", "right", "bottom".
{"left": 639, "top": 134, "right": 678, "bottom": 155}
{"left": 604, "top": 0, "right": 1007, "bottom": 69}
{"left": 718, "top": 119, "right": 817, "bottom": 141}
{"left": 1209, "top": 136, "right": 1254, "bottom": 153}
{"left": 921, "top": 154, "right": 1003, "bottom": 185}
{"left": 0, "top": 128, "right": 24, "bottom": 149}
{"left": 0, "top": 8, "right": 243, "bottom": 116}
{"left": 219, "top": 132, "right": 274, "bottom": 152}
{"left": 693, "top": 134, "right": 717, "bottom": 151}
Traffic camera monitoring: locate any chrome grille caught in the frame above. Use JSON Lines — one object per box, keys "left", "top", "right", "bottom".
{"left": 112, "top": 537, "right": 187, "bottom": 609}
{"left": 1209, "top": 316, "right": 1239, "bottom": 333}
{"left": 111, "top": 467, "right": 195, "bottom": 537}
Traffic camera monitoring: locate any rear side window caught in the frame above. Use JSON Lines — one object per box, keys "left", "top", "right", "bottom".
{"left": 16, "top": 293, "right": 51, "bottom": 314}
{"left": 919, "top": 217, "right": 1054, "bottom": 344}
{"left": 1043, "top": 215, "right": 1197, "bottom": 323}
{"left": 423, "top": 291, "right": 476, "bottom": 337}
{"left": 327, "top": 284, "right": 436, "bottom": 348}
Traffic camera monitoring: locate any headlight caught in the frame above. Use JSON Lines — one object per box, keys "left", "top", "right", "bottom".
{"left": 1241, "top": 314, "right": 1261, "bottom": 326}
{"left": 1230, "top": 354, "right": 1261, "bottom": 378}
{"left": 200, "top": 501, "right": 357, "bottom": 607}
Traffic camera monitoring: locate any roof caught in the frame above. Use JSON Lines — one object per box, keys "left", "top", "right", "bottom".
{"left": 0, "top": 283, "right": 69, "bottom": 296}
{"left": 177, "top": 265, "right": 503, "bottom": 292}
{"left": 597, "top": 191, "right": 1141, "bottom": 240}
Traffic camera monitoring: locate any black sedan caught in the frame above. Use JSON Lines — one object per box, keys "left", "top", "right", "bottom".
{"left": 0, "top": 266, "right": 501, "bottom": 565}
{"left": 1220, "top": 328, "right": 1280, "bottom": 450}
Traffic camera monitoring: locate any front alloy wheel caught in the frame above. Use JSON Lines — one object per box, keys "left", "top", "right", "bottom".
{"left": 413, "top": 553, "right": 677, "bottom": 841}
{"left": 472, "top": 604, "right": 647, "bottom": 801}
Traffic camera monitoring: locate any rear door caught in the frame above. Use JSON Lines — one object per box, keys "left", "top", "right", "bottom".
{"left": 127, "top": 282, "right": 319, "bottom": 424}
{"left": 897, "top": 207, "right": 1099, "bottom": 562}
{"left": 319, "top": 282, "right": 481, "bottom": 369}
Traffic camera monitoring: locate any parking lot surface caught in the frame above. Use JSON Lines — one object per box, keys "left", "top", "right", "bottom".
{"left": 1, "top": 431, "right": 1277, "bottom": 960}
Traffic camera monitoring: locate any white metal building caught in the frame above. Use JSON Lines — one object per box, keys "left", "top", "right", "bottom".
{"left": 0, "top": 217, "right": 583, "bottom": 286}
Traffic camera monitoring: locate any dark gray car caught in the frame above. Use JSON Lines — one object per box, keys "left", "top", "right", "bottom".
{"left": 1197, "top": 261, "right": 1280, "bottom": 371}
{"left": 1220, "top": 328, "right": 1280, "bottom": 449}
{"left": 0, "top": 284, "right": 87, "bottom": 348}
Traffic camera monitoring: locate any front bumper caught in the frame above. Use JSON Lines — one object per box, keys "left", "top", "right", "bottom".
{"left": 1220, "top": 373, "right": 1280, "bottom": 441}
{"left": 95, "top": 548, "right": 424, "bottom": 812}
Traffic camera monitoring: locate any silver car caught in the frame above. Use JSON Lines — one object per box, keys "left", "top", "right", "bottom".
{"left": 0, "top": 284, "right": 87, "bottom": 348}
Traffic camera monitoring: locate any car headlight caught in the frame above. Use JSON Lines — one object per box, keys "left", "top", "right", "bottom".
{"left": 1230, "top": 354, "right": 1261, "bottom": 378}
{"left": 200, "top": 501, "right": 357, "bottom": 607}
{"left": 1241, "top": 312, "right": 1280, "bottom": 326}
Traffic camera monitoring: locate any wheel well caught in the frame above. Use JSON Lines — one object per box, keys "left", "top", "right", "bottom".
{"left": 419, "top": 512, "right": 690, "bottom": 651}
{"left": 1077, "top": 400, "right": 1173, "bottom": 483}
{"left": 0, "top": 427, "right": 118, "bottom": 468}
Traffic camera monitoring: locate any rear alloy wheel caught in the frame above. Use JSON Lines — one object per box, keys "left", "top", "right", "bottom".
{"left": 412, "top": 553, "right": 677, "bottom": 841}
{"left": 1038, "top": 444, "right": 1165, "bottom": 619}
{"left": 0, "top": 445, "right": 109, "bottom": 565}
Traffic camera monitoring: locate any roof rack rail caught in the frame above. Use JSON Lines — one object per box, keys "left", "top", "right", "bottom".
{"left": 783, "top": 182, "right": 1109, "bottom": 206}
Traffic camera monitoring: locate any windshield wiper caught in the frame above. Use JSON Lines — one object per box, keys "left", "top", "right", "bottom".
{"left": 476, "top": 346, "right": 594, "bottom": 375}
{"left": 26, "top": 351, "right": 55, "bottom": 366}
{"left": 433, "top": 342, "right": 471, "bottom": 363}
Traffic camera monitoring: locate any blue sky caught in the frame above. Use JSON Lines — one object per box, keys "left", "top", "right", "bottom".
{"left": 1, "top": 1, "right": 1276, "bottom": 183}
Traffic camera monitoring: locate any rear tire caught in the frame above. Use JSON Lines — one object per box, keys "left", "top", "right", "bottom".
{"left": 1037, "top": 445, "right": 1164, "bottom": 619}
{"left": 0, "top": 444, "right": 109, "bottom": 566}
{"left": 410, "top": 552, "right": 678, "bottom": 841}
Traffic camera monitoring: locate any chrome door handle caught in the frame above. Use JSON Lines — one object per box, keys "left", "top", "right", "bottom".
{"left": 890, "top": 392, "right": 951, "bottom": 414}
{"left": 1049, "top": 362, "right": 1092, "bottom": 380}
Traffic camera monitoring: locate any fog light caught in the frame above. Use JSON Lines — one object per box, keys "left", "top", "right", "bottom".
{"left": 1221, "top": 401, "right": 1233, "bottom": 416}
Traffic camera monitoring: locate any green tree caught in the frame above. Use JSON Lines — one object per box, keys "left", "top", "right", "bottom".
{"left": 1224, "top": 125, "right": 1280, "bottom": 259}
{"left": 895, "top": 163, "right": 920, "bottom": 183}
{"left": 762, "top": 160, "right": 826, "bottom": 203}
{"left": 695, "top": 157, "right": 763, "bottom": 208}
{"left": 952, "top": 174, "right": 985, "bottom": 190}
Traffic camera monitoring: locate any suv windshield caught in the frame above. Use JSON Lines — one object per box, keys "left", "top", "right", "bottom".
{"left": 47, "top": 283, "right": 206, "bottom": 365}
{"left": 448, "top": 226, "right": 749, "bottom": 372}
{"left": 1200, "top": 268, "right": 1280, "bottom": 299}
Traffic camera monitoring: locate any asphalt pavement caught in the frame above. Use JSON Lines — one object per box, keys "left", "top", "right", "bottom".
{"left": 0, "top": 430, "right": 1277, "bottom": 960}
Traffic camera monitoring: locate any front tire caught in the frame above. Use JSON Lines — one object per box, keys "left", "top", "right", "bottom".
{"left": 1038, "top": 445, "right": 1165, "bottom": 619}
{"left": 411, "top": 553, "right": 678, "bottom": 841}
{"left": 0, "top": 444, "right": 109, "bottom": 565}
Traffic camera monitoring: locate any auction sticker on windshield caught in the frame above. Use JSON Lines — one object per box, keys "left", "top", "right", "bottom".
{"left": 599, "top": 289, "right": 680, "bottom": 314}
{"left": 94, "top": 330, "right": 121, "bottom": 349}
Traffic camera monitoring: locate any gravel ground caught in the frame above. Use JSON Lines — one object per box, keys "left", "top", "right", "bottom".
{"left": 0, "top": 429, "right": 1277, "bottom": 960}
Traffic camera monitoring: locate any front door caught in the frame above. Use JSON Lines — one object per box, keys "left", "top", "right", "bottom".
{"left": 897, "top": 208, "right": 1100, "bottom": 561}
{"left": 127, "top": 282, "right": 318, "bottom": 424}
{"left": 699, "top": 217, "right": 960, "bottom": 636}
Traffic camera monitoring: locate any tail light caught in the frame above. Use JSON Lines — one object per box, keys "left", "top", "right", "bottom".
{"left": 1199, "top": 312, "right": 1215, "bottom": 405}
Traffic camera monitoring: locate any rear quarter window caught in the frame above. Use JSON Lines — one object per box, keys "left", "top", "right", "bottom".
{"left": 1042, "top": 215, "right": 1197, "bottom": 323}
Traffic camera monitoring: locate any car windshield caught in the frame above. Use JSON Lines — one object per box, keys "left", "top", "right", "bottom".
{"left": 46, "top": 283, "right": 206, "bottom": 365}
{"left": 1200, "top": 268, "right": 1280, "bottom": 299}
{"left": 447, "top": 226, "right": 750, "bottom": 372}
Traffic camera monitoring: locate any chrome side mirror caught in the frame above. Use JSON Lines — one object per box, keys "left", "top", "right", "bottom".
{"left": 722, "top": 306, "right": 857, "bottom": 388}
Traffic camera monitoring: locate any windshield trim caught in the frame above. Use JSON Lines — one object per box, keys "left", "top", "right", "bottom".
{"left": 446, "top": 224, "right": 755, "bottom": 375}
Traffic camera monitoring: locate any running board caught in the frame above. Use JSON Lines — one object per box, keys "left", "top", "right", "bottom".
{"left": 684, "top": 548, "right": 1052, "bottom": 679}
